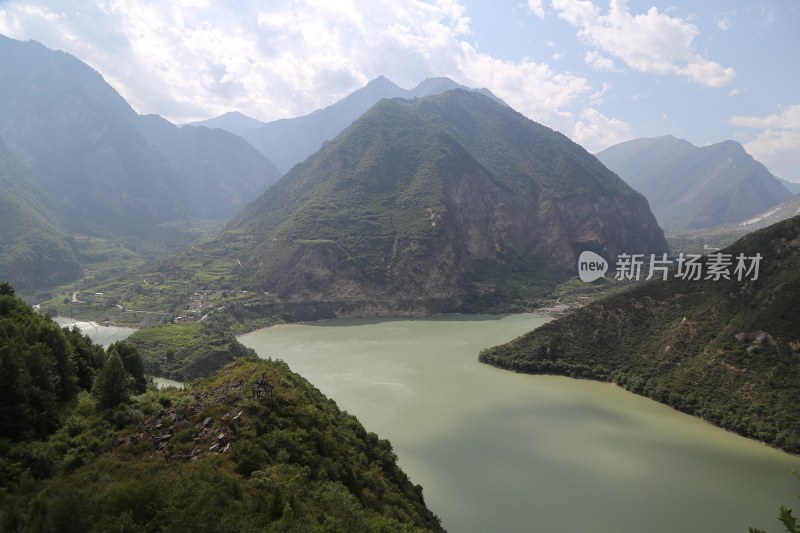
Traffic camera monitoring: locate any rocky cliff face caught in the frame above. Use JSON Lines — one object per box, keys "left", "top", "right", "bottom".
{"left": 197, "top": 90, "right": 667, "bottom": 315}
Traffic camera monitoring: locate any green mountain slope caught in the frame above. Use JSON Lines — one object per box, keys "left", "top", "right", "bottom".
{"left": 173, "top": 90, "right": 666, "bottom": 316}
{"left": 0, "top": 138, "right": 82, "bottom": 288}
{"left": 138, "top": 115, "right": 281, "bottom": 219}
{"left": 0, "top": 286, "right": 442, "bottom": 532}
{"left": 127, "top": 315, "right": 256, "bottom": 381}
{"left": 480, "top": 215, "right": 800, "bottom": 453}
{"left": 597, "top": 136, "right": 792, "bottom": 230}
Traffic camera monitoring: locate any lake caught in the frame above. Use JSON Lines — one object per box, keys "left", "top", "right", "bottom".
{"left": 240, "top": 314, "right": 799, "bottom": 533}
{"left": 54, "top": 317, "right": 138, "bottom": 347}
{"left": 54, "top": 318, "right": 183, "bottom": 388}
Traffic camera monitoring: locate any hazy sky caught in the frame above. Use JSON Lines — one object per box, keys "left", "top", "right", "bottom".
{"left": 1, "top": 1, "right": 798, "bottom": 181}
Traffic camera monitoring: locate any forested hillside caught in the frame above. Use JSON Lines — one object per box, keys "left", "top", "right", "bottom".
{"left": 0, "top": 283, "right": 442, "bottom": 532}
{"left": 481, "top": 215, "right": 800, "bottom": 454}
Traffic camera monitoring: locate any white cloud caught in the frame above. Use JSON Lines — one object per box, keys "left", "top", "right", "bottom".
{"left": 572, "top": 107, "right": 631, "bottom": 152}
{"left": 584, "top": 50, "right": 616, "bottom": 71}
{"left": 717, "top": 16, "right": 731, "bottom": 31}
{"left": 731, "top": 105, "right": 800, "bottom": 181}
{"left": 589, "top": 81, "right": 611, "bottom": 105}
{"left": 0, "top": 0, "right": 590, "bottom": 130}
{"left": 456, "top": 42, "right": 589, "bottom": 126}
{"left": 552, "top": 0, "right": 735, "bottom": 87}
{"left": 730, "top": 105, "right": 800, "bottom": 130}
{"left": 742, "top": 129, "right": 800, "bottom": 181}
{"left": 527, "top": 0, "right": 545, "bottom": 18}
{"left": 729, "top": 88, "right": 740, "bottom": 97}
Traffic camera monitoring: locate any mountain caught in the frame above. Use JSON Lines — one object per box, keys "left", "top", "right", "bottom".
{"left": 0, "top": 35, "right": 281, "bottom": 240}
{"left": 480, "top": 214, "right": 800, "bottom": 454}
{"left": 0, "top": 288, "right": 443, "bottom": 531}
{"left": 137, "top": 115, "right": 281, "bottom": 219}
{"left": 197, "top": 75, "right": 506, "bottom": 174}
{"left": 735, "top": 193, "right": 800, "bottom": 230}
{"left": 403, "top": 75, "right": 505, "bottom": 104}
{"left": 0, "top": 137, "right": 82, "bottom": 288}
{"left": 778, "top": 177, "right": 800, "bottom": 195}
{"left": 187, "top": 110, "right": 267, "bottom": 132}
{"left": 177, "top": 90, "right": 666, "bottom": 316}
{"left": 666, "top": 193, "right": 800, "bottom": 253}
{"left": 0, "top": 35, "right": 182, "bottom": 236}
{"left": 597, "top": 135, "right": 793, "bottom": 230}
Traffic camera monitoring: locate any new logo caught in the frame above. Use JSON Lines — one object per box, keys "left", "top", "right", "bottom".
{"left": 578, "top": 251, "right": 608, "bottom": 282}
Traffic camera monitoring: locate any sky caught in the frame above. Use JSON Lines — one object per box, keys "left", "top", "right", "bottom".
{"left": 0, "top": 0, "right": 798, "bottom": 181}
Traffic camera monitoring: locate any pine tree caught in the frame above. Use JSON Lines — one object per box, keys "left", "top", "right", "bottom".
{"left": 108, "top": 341, "right": 147, "bottom": 394}
{"left": 92, "top": 351, "right": 131, "bottom": 410}
{"left": 0, "top": 281, "right": 14, "bottom": 296}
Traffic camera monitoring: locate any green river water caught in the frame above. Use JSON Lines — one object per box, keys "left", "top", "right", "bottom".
{"left": 239, "top": 313, "right": 799, "bottom": 533}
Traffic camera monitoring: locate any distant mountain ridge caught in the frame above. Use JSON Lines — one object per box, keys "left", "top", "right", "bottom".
{"left": 171, "top": 90, "right": 667, "bottom": 317}
{"left": 597, "top": 135, "right": 792, "bottom": 230}
{"left": 188, "top": 110, "right": 268, "bottom": 132}
{"left": 736, "top": 193, "right": 800, "bottom": 229}
{"left": 778, "top": 177, "right": 800, "bottom": 195}
{"left": 0, "top": 35, "right": 180, "bottom": 236}
{"left": 0, "top": 35, "right": 280, "bottom": 239}
{"left": 192, "top": 75, "right": 506, "bottom": 174}
{"left": 137, "top": 115, "right": 280, "bottom": 219}
{"left": 664, "top": 192, "right": 800, "bottom": 254}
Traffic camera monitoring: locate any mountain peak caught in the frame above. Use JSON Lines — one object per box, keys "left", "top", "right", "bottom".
{"left": 362, "top": 75, "right": 402, "bottom": 91}
{"left": 213, "top": 90, "right": 666, "bottom": 314}
{"left": 188, "top": 111, "right": 266, "bottom": 132}
{"left": 410, "top": 77, "right": 460, "bottom": 96}
{"left": 212, "top": 75, "right": 507, "bottom": 172}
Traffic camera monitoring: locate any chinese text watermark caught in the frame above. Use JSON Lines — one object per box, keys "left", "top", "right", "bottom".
{"left": 579, "top": 252, "right": 762, "bottom": 282}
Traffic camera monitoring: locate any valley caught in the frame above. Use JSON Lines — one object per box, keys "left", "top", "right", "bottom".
{"left": 1, "top": 19, "right": 799, "bottom": 533}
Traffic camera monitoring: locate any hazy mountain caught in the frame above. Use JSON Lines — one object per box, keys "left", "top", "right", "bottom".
{"left": 778, "top": 177, "right": 800, "bottom": 195}
{"left": 735, "top": 193, "right": 800, "bottom": 230}
{"left": 186, "top": 110, "right": 267, "bottom": 132}
{"left": 0, "top": 137, "right": 82, "bottom": 288}
{"left": 665, "top": 193, "right": 800, "bottom": 253}
{"left": 0, "top": 35, "right": 283, "bottom": 242}
{"left": 196, "top": 75, "right": 506, "bottom": 174}
{"left": 405, "top": 76, "right": 505, "bottom": 103}
{"left": 481, "top": 214, "right": 800, "bottom": 454}
{"left": 0, "top": 35, "right": 181, "bottom": 236}
{"left": 180, "top": 90, "right": 666, "bottom": 316}
{"left": 597, "top": 135, "right": 792, "bottom": 230}
{"left": 137, "top": 115, "right": 281, "bottom": 219}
